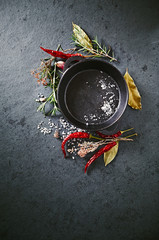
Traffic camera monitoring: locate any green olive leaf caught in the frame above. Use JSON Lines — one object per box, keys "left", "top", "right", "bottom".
{"left": 104, "top": 142, "right": 119, "bottom": 166}
{"left": 124, "top": 69, "right": 142, "bottom": 110}
{"left": 72, "top": 23, "right": 93, "bottom": 50}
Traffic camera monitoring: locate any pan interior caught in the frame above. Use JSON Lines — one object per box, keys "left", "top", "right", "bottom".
{"left": 65, "top": 69, "right": 120, "bottom": 125}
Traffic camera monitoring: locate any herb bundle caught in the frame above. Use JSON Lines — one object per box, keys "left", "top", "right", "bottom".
{"left": 72, "top": 23, "right": 117, "bottom": 61}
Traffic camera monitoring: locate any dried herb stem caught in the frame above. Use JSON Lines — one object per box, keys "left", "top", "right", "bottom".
{"left": 62, "top": 47, "right": 77, "bottom": 53}
{"left": 69, "top": 136, "right": 134, "bottom": 157}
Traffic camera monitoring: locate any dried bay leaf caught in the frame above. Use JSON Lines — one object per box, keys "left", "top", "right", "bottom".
{"left": 104, "top": 142, "right": 119, "bottom": 166}
{"left": 72, "top": 23, "right": 93, "bottom": 50}
{"left": 124, "top": 69, "right": 142, "bottom": 110}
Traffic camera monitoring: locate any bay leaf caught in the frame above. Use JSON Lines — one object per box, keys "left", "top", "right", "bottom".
{"left": 72, "top": 23, "right": 93, "bottom": 50}
{"left": 124, "top": 69, "right": 142, "bottom": 110}
{"left": 104, "top": 142, "right": 119, "bottom": 166}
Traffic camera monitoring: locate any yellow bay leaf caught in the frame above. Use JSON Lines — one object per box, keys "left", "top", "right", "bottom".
{"left": 104, "top": 142, "right": 119, "bottom": 167}
{"left": 124, "top": 69, "right": 142, "bottom": 110}
{"left": 72, "top": 23, "right": 93, "bottom": 50}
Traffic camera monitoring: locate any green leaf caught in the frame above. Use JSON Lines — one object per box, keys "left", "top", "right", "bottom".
{"left": 72, "top": 23, "right": 93, "bottom": 50}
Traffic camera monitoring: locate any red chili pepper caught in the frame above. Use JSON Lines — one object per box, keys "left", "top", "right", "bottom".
{"left": 96, "top": 131, "right": 122, "bottom": 139}
{"left": 96, "top": 128, "right": 134, "bottom": 139}
{"left": 40, "top": 46, "right": 83, "bottom": 59}
{"left": 62, "top": 132, "right": 90, "bottom": 158}
{"left": 85, "top": 141, "right": 117, "bottom": 173}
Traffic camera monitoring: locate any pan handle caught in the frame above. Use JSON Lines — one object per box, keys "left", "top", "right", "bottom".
{"left": 63, "top": 56, "right": 85, "bottom": 72}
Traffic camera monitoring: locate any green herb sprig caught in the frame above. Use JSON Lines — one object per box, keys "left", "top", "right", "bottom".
{"left": 36, "top": 61, "right": 60, "bottom": 116}
{"left": 31, "top": 46, "right": 61, "bottom": 116}
{"left": 72, "top": 23, "right": 116, "bottom": 62}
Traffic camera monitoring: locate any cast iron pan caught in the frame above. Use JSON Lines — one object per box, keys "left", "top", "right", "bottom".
{"left": 57, "top": 58, "right": 128, "bottom": 131}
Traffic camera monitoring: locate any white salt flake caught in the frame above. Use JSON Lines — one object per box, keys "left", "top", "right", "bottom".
{"left": 99, "top": 80, "right": 107, "bottom": 90}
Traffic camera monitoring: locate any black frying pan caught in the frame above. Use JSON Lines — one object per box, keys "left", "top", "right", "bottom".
{"left": 57, "top": 58, "right": 128, "bottom": 131}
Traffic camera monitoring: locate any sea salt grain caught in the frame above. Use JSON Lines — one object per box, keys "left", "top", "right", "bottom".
{"left": 99, "top": 79, "right": 107, "bottom": 89}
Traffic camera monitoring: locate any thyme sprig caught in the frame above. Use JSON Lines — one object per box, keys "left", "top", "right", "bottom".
{"left": 31, "top": 46, "right": 61, "bottom": 116}
{"left": 36, "top": 62, "right": 60, "bottom": 116}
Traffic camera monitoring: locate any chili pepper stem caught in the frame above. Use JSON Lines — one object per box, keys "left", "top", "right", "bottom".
{"left": 121, "top": 128, "right": 134, "bottom": 134}
{"left": 89, "top": 134, "right": 103, "bottom": 141}
{"left": 123, "top": 133, "right": 138, "bottom": 138}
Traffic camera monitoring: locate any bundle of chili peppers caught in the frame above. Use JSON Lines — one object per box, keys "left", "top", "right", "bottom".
{"left": 61, "top": 129, "right": 137, "bottom": 173}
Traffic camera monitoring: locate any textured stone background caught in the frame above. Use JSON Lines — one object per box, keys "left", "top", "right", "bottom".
{"left": 0, "top": 0, "right": 159, "bottom": 239}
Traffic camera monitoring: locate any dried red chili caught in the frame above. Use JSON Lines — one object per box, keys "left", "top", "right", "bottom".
{"left": 40, "top": 46, "right": 83, "bottom": 59}
{"left": 62, "top": 132, "right": 90, "bottom": 158}
{"left": 96, "top": 131, "right": 122, "bottom": 139}
{"left": 96, "top": 128, "right": 134, "bottom": 139}
{"left": 85, "top": 141, "right": 117, "bottom": 173}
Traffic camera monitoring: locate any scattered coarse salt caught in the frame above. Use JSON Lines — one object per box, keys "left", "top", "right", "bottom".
{"left": 101, "top": 101, "right": 113, "bottom": 116}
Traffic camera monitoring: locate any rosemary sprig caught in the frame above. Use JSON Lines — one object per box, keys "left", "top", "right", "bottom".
{"left": 72, "top": 35, "right": 116, "bottom": 61}
{"left": 72, "top": 23, "right": 117, "bottom": 61}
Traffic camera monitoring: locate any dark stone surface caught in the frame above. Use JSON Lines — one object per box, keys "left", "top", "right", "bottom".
{"left": 0, "top": 0, "right": 159, "bottom": 239}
